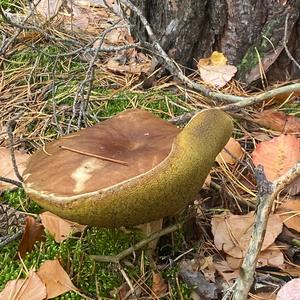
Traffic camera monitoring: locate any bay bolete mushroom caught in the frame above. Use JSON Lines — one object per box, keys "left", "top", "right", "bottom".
{"left": 23, "top": 108, "right": 233, "bottom": 228}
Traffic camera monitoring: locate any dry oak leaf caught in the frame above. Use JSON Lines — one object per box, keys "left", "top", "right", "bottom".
{"left": 0, "top": 147, "right": 29, "bottom": 191}
{"left": 277, "top": 278, "right": 300, "bottom": 300}
{"left": 18, "top": 216, "right": 45, "bottom": 258}
{"left": 252, "top": 134, "right": 300, "bottom": 182}
{"left": 216, "top": 137, "right": 244, "bottom": 165}
{"left": 37, "top": 259, "right": 78, "bottom": 298}
{"left": 197, "top": 51, "right": 237, "bottom": 88}
{"left": 0, "top": 271, "right": 46, "bottom": 300}
{"left": 211, "top": 212, "right": 283, "bottom": 258}
{"left": 276, "top": 199, "right": 300, "bottom": 232}
{"left": 40, "top": 211, "right": 86, "bottom": 243}
{"left": 252, "top": 110, "right": 300, "bottom": 133}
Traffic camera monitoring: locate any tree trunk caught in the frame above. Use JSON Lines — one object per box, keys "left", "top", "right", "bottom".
{"left": 130, "top": 0, "right": 300, "bottom": 85}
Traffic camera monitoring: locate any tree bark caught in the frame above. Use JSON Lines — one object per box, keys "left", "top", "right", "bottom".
{"left": 130, "top": 0, "right": 300, "bottom": 85}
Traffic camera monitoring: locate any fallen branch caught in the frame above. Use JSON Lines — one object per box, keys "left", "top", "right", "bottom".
{"left": 90, "top": 223, "right": 182, "bottom": 263}
{"left": 121, "top": 0, "right": 300, "bottom": 104}
{"left": 232, "top": 162, "right": 300, "bottom": 300}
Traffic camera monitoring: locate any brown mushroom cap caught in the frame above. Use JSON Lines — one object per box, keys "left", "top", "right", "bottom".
{"left": 23, "top": 108, "right": 233, "bottom": 227}
{"left": 24, "top": 110, "right": 180, "bottom": 196}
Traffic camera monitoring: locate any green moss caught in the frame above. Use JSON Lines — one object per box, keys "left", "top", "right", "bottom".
{"left": 1, "top": 189, "right": 41, "bottom": 214}
{"left": 0, "top": 226, "right": 139, "bottom": 298}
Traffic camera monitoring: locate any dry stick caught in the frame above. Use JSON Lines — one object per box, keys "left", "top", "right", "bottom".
{"left": 232, "top": 162, "right": 300, "bottom": 300}
{"left": 6, "top": 115, "right": 24, "bottom": 182}
{"left": 120, "top": 0, "right": 300, "bottom": 105}
{"left": 59, "top": 145, "right": 128, "bottom": 166}
{"left": 0, "top": 176, "right": 22, "bottom": 187}
{"left": 90, "top": 223, "right": 182, "bottom": 263}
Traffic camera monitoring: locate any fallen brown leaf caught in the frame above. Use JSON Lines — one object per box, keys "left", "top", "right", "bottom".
{"left": 277, "top": 199, "right": 300, "bottom": 232}
{"left": 40, "top": 211, "right": 86, "bottom": 243}
{"left": 252, "top": 110, "right": 300, "bottom": 133}
{"left": 0, "top": 271, "right": 46, "bottom": 300}
{"left": 216, "top": 137, "right": 244, "bottom": 165}
{"left": 226, "top": 247, "right": 284, "bottom": 270}
{"left": 252, "top": 134, "right": 300, "bottom": 181}
{"left": 37, "top": 259, "right": 78, "bottom": 298}
{"left": 0, "top": 147, "right": 29, "bottom": 191}
{"left": 18, "top": 216, "right": 45, "bottom": 258}
{"left": 211, "top": 212, "right": 283, "bottom": 258}
{"left": 256, "top": 247, "right": 284, "bottom": 268}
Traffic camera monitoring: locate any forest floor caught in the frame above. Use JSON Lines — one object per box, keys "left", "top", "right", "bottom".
{"left": 1, "top": 1, "right": 300, "bottom": 300}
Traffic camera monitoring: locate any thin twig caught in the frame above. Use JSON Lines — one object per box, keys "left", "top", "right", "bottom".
{"left": 0, "top": 176, "right": 22, "bottom": 187}
{"left": 90, "top": 223, "right": 182, "bottom": 263}
{"left": 59, "top": 145, "right": 128, "bottom": 166}
{"left": 7, "top": 113, "right": 24, "bottom": 182}
{"left": 120, "top": 0, "right": 300, "bottom": 104}
{"left": 232, "top": 162, "right": 300, "bottom": 300}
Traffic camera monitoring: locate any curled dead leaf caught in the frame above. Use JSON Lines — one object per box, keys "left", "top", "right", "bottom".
{"left": 18, "top": 216, "right": 45, "bottom": 258}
